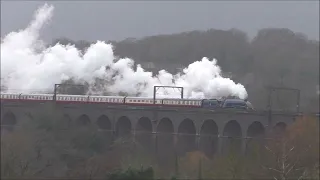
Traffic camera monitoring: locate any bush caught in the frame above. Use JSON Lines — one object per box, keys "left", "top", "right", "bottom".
{"left": 107, "top": 166, "right": 154, "bottom": 180}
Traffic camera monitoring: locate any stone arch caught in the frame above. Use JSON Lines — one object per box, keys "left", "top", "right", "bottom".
{"left": 246, "top": 121, "right": 265, "bottom": 154}
{"left": 222, "top": 120, "right": 242, "bottom": 154}
{"left": 76, "top": 114, "right": 91, "bottom": 126}
{"left": 247, "top": 121, "right": 265, "bottom": 138}
{"left": 96, "top": 115, "right": 113, "bottom": 147}
{"left": 273, "top": 122, "right": 287, "bottom": 137}
{"left": 199, "top": 119, "right": 218, "bottom": 157}
{"left": 157, "top": 118, "right": 174, "bottom": 133}
{"left": 136, "top": 117, "right": 153, "bottom": 151}
{"left": 115, "top": 116, "right": 131, "bottom": 138}
{"left": 156, "top": 118, "right": 174, "bottom": 167}
{"left": 96, "top": 115, "right": 112, "bottom": 130}
{"left": 177, "top": 118, "right": 196, "bottom": 155}
{"left": 1, "top": 112, "right": 17, "bottom": 132}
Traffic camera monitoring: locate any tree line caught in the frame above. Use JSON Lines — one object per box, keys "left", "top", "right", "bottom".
{"left": 51, "top": 28, "right": 319, "bottom": 112}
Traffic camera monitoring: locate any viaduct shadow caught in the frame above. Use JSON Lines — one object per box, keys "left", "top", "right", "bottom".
{"left": 199, "top": 120, "right": 218, "bottom": 158}
{"left": 246, "top": 121, "right": 265, "bottom": 155}
{"left": 156, "top": 118, "right": 174, "bottom": 168}
{"left": 116, "top": 116, "right": 132, "bottom": 139}
{"left": 96, "top": 115, "right": 113, "bottom": 147}
{"left": 222, "top": 120, "right": 242, "bottom": 155}
{"left": 176, "top": 118, "right": 196, "bottom": 156}
{"left": 1, "top": 112, "right": 17, "bottom": 132}
{"left": 135, "top": 117, "right": 153, "bottom": 152}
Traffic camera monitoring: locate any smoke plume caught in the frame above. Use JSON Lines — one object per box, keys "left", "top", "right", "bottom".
{"left": 1, "top": 4, "right": 248, "bottom": 99}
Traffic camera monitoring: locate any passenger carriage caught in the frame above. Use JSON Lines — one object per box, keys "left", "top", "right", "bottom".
{"left": 0, "top": 92, "right": 254, "bottom": 110}
{"left": 162, "top": 98, "right": 202, "bottom": 107}
{"left": 125, "top": 97, "right": 161, "bottom": 105}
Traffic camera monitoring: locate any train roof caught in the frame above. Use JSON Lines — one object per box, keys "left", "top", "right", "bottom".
{"left": 223, "top": 98, "right": 246, "bottom": 103}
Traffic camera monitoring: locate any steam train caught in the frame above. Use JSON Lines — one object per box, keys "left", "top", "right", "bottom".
{"left": 0, "top": 93, "right": 254, "bottom": 110}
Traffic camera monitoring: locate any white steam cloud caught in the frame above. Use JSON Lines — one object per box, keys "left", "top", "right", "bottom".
{"left": 1, "top": 4, "right": 248, "bottom": 99}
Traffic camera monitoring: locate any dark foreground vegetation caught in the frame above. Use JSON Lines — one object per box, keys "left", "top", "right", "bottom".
{"left": 1, "top": 106, "right": 319, "bottom": 179}
{"left": 52, "top": 28, "right": 319, "bottom": 112}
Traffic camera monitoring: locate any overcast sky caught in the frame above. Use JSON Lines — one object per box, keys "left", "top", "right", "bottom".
{"left": 1, "top": 1, "right": 319, "bottom": 43}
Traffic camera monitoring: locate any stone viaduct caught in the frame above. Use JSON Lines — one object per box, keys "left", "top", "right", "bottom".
{"left": 1, "top": 101, "right": 298, "bottom": 157}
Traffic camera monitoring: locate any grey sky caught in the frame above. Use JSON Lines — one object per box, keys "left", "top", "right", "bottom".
{"left": 1, "top": 1, "right": 319, "bottom": 43}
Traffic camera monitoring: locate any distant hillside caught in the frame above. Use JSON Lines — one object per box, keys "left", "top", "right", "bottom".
{"left": 51, "top": 28, "right": 319, "bottom": 111}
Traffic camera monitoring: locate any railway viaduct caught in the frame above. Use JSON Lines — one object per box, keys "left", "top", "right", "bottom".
{"left": 1, "top": 101, "right": 298, "bottom": 157}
